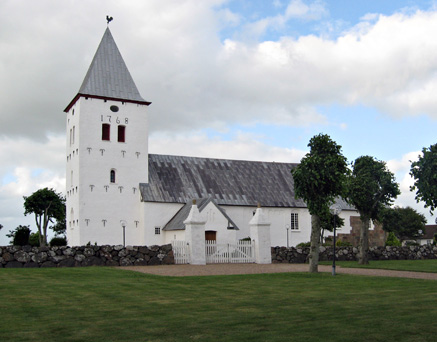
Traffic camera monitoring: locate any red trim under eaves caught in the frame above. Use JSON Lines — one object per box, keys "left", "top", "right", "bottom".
{"left": 63, "top": 93, "right": 152, "bottom": 113}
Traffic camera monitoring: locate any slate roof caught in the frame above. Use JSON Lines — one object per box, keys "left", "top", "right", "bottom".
{"left": 65, "top": 28, "right": 150, "bottom": 112}
{"left": 140, "top": 154, "right": 354, "bottom": 210}
{"left": 163, "top": 198, "right": 240, "bottom": 231}
{"left": 421, "top": 225, "right": 437, "bottom": 239}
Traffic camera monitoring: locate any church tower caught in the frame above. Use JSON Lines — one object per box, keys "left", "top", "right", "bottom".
{"left": 64, "top": 28, "right": 151, "bottom": 246}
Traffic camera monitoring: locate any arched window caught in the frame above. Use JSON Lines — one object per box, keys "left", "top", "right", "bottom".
{"left": 102, "top": 124, "right": 110, "bottom": 141}
{"left": 118, "top": 125, "right": 126, "bottom": 143}
{"left": 110, "top": 169, "right": 116, "bottom": 183}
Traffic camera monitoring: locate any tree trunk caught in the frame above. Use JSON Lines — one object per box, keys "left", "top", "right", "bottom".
{"left": 35, "top": 214, "right": 44, "bottom": 247}
{"left": 309, "top": 214, "right": 321, "bottom": 273}
{"left": 358, "top": 216, "right": 369, "bottom": 265}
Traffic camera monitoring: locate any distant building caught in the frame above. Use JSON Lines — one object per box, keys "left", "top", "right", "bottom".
{"left": 417, "top": 225, "right": 437, "bottom": 245}
{"left": 64, "top": 28, "right": 359, "bottom": 247}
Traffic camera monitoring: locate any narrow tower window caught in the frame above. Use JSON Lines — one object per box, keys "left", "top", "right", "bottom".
{"left": 110, "top": 169, "right": 116, "bottom": 183}
{"left": 102, "top": 123, "right": 110, "bottom": 141}
{"left": 118, "top": 125, "right": 126, "bottom": 143}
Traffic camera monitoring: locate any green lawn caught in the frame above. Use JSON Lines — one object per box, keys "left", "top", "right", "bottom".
{"left": 320, "top": 259, "right": 437, "bottom": 273}
{"left": 1, "top": 267, "right": 436, "bottom": 342}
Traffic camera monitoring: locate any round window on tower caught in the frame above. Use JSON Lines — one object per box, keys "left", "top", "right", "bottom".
{"left": 110, "top": 105, "right": 119, "bottom": 112}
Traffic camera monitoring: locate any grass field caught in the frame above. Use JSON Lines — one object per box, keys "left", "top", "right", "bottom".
{"left": 320, "top": 259, "right": 437, "bottom": 273}
{"left": 1, "top": 267, "right": 437, "bottom": 342}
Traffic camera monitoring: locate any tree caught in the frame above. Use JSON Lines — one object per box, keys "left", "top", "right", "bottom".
{"left": 410, "top": 143, "right": 437, "bottom": 214}
{"left": 51, "top": 217, "right": 66, "bottom": 237}
{"left": 291, "top": 134, "right": 349, "bottom": 272}
{"left": 6, "top": 225, "right": 31, "bottom": 246}
{"left": 380, "top": 206, "right": 426, "bottom": 241}
{"left": 319, "top": 211, "right": 345, "bottom": 244}
{"left": 346, "top": 156, "right": 400, "bottom": 264}
{"left": 23, "top": 188, "right": 66, "bottom": 247}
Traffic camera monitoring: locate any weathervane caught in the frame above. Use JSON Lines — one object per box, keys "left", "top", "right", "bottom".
{"left": 106, "top": 15, "right": 113, "bottom": 25}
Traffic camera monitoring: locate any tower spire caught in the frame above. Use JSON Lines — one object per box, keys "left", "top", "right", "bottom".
{"left": 64, "top": 27, "right": 151, "bottom": 112}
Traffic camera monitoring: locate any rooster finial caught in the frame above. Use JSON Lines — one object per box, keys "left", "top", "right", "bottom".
{"left": 106, "top": 15, "right": 113, "bottom": 25}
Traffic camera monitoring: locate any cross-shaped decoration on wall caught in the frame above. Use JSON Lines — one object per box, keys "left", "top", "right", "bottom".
{"left": 85, "top": 219, "right": 90, "bottom": 226}
{"left": 102, "top": 219, "right": 107, "bottom": 227}
{"left": 134, "top": 221, "right": 139, "bottom": 228}
{"left": 135, "top": 152, "right": 140, "bottom": 158}
{"left": 104, "top": 185, "right": 109, "bottom": 192}
{"left": 118, "top": 186, "right": 123, "bottom": 193}
{"left": 132, "top": 187, "right": 136, "bottom": 194}
{"left": 100, "top": 149, "right": 105, "bottom": 156}
{"left": 90, "top": 185, "right": 95, "bottom": 192}
{"left": 121, "top": 150, "right": 126, "bottom": 157}
{"left": 87, "top": 147, "right": 92, "bottom": 154}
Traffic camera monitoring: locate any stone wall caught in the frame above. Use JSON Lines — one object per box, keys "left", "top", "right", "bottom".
{"left": 0, "top": 244, "right": 174, "bottom": 268}
{"left": 272, "top": 245, "right": 437, "bottom": 263}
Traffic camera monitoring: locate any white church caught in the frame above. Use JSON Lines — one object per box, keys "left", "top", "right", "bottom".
{"left": 65, "top": 27, "right": 358, "bottom": 248}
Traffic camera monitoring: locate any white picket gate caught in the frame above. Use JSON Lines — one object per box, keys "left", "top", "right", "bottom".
{"left": 172, "top": 240, "right": 254, "bottom": 264}
{"left": 205, "top": 240, "right": 254, "bottom": 264}
{"left": 171, "top": 240, "right": 191, "bottom": 264}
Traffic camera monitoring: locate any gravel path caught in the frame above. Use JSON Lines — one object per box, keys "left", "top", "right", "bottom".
{"left": 119, "top": 263, "right": 437, "bottom": 280}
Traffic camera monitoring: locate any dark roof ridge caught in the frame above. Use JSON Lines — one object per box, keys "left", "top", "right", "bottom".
{"left": 147, "top": 153, "right": 299, "bottom": 166}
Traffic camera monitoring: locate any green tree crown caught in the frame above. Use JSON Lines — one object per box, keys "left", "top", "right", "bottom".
{"left": 410, "top": 143, "right": 437, "bottom": 214}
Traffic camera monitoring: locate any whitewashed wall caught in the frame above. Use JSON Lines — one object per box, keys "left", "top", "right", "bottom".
{"left": 221, "top": 206, "right": 311, "bottom": 247}
{"left": 142, "top": 202, "right": 184, "bottom": 245}
{"left": 66, "top": 98, "right": 148, "bottom": 246}
{"left": 202, "top": 202, "right": 237, "bottom": 244}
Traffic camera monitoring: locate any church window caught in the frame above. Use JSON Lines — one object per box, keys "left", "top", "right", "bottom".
{"left": 110, "top": 169, "right": 116, "bottom": 183}
{"left": 290, "top": 213, "right": 299, "bottom": 230}
{"left": 72, "top": 126, "right": 75, "bottom": 144}
{"left": 118, "top": 125, "right": 126, "bottom": 142}
{"left": 155, "top": 227, "right": 161, "bottom": 235}
{"left": 102, "top": 123, "right": 110, "bottom": 141}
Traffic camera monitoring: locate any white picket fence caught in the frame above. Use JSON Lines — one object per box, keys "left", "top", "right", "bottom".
{"left": 171, "top": 240, "right": 191, "bottom": 264}
{"left": 205, "top": 240, "right": 254, "bottom": 264}
{"left": 171, "top": 240, "right": 255, "bottom": 264}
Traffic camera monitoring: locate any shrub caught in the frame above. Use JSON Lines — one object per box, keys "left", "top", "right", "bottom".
{"left": 385, "top": 232, "right": 401, "bottom": 247}
{"left": 29, "top": 232, "right": 40, "bottom": 247}
{"left": 50, "top": 236, "right": 67, "bottom": 246}
{"left": 297, "top": 242, "right": 311, "bottom": 248}
{"left": 336, "top": 240, "right": 352, "bottom": 247}
{"left": 8, "top": 225, "right": 31, "bottom": 246}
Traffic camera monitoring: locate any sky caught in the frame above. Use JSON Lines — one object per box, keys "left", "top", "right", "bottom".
{"left": 1, "top": 0, "right": 437, "bottom": 244}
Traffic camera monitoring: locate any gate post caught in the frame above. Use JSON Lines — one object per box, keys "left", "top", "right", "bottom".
{"left": 184, "top": 200, "right": 207, "bottom": 265}
{"left": 249, "top": 204, "right": 272, "bottom": 264}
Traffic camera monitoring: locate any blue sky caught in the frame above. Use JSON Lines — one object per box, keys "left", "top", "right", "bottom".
{"left": 1, "top": 0, "right": 437, "bottom": 244}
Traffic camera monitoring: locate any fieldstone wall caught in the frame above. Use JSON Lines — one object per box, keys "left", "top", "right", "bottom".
{"left": 0, "top": 244, "right": 174, "bottom": 268}
{"left": 272, "top": 245, "right": 437, "bottom": 263}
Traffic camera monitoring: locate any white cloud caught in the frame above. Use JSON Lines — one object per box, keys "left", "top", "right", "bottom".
{"left": 387, "top": 151, "right": 434, "bottom": 223}
{"left": 149, "top": 131, "right": 307, "bottom": 163}
{"left": 285, "top": 0, "right": 328, "bottom": 21}
{"left": 0, "top": 135, "right": 66, "bottom": 244}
